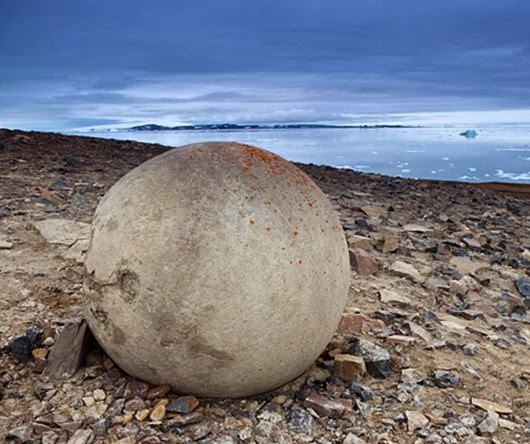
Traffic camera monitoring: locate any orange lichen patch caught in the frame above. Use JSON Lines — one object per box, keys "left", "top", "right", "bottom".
{"left": 298, "top": 260, "right": 303, "bottom": 265}
{"left": 249, "top": 219, "right": 255, "bottom": 225}
{"left": 293, "top": 231, "right": 299, "bottom": 237}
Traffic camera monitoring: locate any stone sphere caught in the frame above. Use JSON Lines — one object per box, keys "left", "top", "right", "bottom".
{"left": 84, "top": 142, "right": 350, "bottom": 397}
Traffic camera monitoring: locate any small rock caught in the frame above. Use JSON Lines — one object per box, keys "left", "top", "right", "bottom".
{"left": 498, "top": 418, "right": 517, "bottom": 430}
{"left": 361, "top": 205, "right": 381, "bottom": 219}
{"left": 44, "top": 319, "right": 89, "bottom": 379}
{"left": 389, "top": 261, "right": 423, "bottom": 282}
{"left": 434, "top": 370, "right": 460, "bottom": 388}
{"left": 406, "top": 410, "right": 429, "bottom": 432}
{"left": 7, "top": 425, "right": 33, "bottom": 441}
{"left": 135, "top": 408, "right": 150, "bottom": 421}
{"left": 146, "top": 384, "right": 171, "bottom": 400}
{"left": 123, "top": 381, "right": 149, "bottom": 399}
{"left": 0, "top": 240, "right": 13, "bottom": 249}
{"left": 93, "top": 389, "right": 106, "bottom": 401}
{"left": 10, "top": 335, "right": 34, "bottom": 363}
{"left": 463, "top": 344, "right": 476, "bottom": 356}
{"left": 343, "top": 433, "right": 367, "bottom": 444}
{"left": 287, "top": 406, "right": 315, "bottom": 438}
{"left": 403, "top": 224, "right": 432, "bottom": 233}
{"left": 349, "top": 381, "right": 373, "bottom": 401}
{"left": 303, "top": 393, "right": 345, "bottom": 418}
{"left": 163, "top": 412, "right": 203, "bottom": 428}
{"left": 351, "top": 339, "right": 391, "bottom": 379}
{"left": 386, "top": 335, "right": 416, "bottom": 346}
{"left": 380, "top": 235, "right": 399, "bottom": 253}
{"left": 334, "top": 354, "right": 366, "bottom": 381}
{"left": 478, "top": 410, "right": 499, "bottom": 435}
{"left": 66, "top": 429, "right": 93, "bottom": 444}
{"left": 379, "top": 289, "right": 411, "bottom": 306}
{"left": 149, "top": 403, "right": 166, "bottom": 422}
{"left": 92, "top": 418, "right": 108, "bottom": 436}
{"left": 349, "top": 248, "right": 379, "bottom": 275}
{"left": 471, "top": 397, "right": 513, "bottom": 414}
{"left": 515, "top": 277, "right": 530, "bottom": 298}
{"left": 166, "top": 395, "right": 199, "bottom": 414}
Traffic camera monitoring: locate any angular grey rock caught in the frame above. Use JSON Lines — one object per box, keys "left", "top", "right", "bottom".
{"left": 478, "top": 410, "right": 499, "bottom": 435}
{"left": 349, "top": 381, "right": 373, "bottom": 401}
{"left": 515, "top": 277, "right": 530, "bottom": 298}
{"left": 43, "top": 319, "right": 89, "bottom": 379}
{"left": 287, "top": 406, "right": 315, "bottom": 437}
{"left": 351, "top": 339, "right": 391, "bottom": 378}
{"left": 434, "top": 370, "right": 460, "bottom": 388}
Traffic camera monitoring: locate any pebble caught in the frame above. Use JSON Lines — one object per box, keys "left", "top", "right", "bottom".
{"left": 434, "top": 370, "right": 460, "bottom": 388}
{"left": 406, "top": 410, "right": 429, "bottom": 432}
{"left": 478, "top": 410, "right": 499, "bottom": 435}
{"left": 334, "top": 354, "right": 366, "bottom": 381}
{"left": 287, "top": 406, "right": 315, "bottom": 437}
{"left": 303, "top": 393, "right": 345, "bottom": 418}
{"left": 166, "top": 395, "right": 199, "bottom": 414}
{"left": 349, "top": 381, "right": 373, "bottom": 401}
{"left": 10, "top": 335, "right": 34, "bottom": 363}
{"left": 146, "top": 384, "right": 171, "bottom": 400}
{"left": 515, "top": 277, "right": 530, "bottom": 297}
{"left": 350, "top": 339, "right": 391, "bottom": 379}
{"left": 123, "top": 380, "right": 149, "bottom": 399}
{"left": 149, "top": 403, "right": 166, "bottom": 422}
{"left": 463, "top": 344, "right": 477, "bottom": 355}
{"left": 93, "top": 389, "right": 106, "bottom": 401}
{"left": 0, "top": 240, "right": 13, "bottom": 249}
{"left": 390, "top": 260, "right": 423, "bottom": 282}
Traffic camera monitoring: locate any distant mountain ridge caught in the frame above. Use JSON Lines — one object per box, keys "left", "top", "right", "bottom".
{"left": 129, "top": 123, "right": 413, "bottom": 131}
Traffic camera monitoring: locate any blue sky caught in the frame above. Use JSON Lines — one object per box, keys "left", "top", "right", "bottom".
{"left": 2, "top": 0, "right": 530, "bottom": 130}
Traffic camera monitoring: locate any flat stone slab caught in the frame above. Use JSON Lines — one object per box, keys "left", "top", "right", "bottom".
{"left": 34, "top": 219, "right": 91, "bottom": 247}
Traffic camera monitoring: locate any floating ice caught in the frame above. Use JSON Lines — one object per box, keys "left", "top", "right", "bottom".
{"left": 468, "top": 167, "right": 476, "bottom": 172}
{"left": 495, "top": 169, "right": 530, "bottom": 180}
{"left": 460, "top": 129, "right": 478, "bottom": 139}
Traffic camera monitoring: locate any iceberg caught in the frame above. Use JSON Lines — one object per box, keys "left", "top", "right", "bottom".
{"left": 460, "top": 129, "right": 478, "bottom": 139}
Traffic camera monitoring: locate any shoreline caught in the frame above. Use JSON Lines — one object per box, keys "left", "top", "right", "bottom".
{"left": 4, "top": 127, "right": 530, "bottom": 194}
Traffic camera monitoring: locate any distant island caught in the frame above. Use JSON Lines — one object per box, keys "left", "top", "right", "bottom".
{"left": 128, "top": 123, "right": 414, "bottom": 131}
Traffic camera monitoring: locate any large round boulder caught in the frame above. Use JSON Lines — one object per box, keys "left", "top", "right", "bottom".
{"left": 84, "top": 142, "right": 350, "bottom": 397}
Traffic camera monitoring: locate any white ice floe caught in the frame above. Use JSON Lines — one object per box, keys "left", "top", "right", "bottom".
{"left": 442, "top": 157, "right": 450, "bottom": 161}
{"left": 401, "top": 169, "right": 411, "bottom": 173}
{"left": 468, "top": 167, "right": 476, "bottom": 172}
{"left": 495, "top": 169, "right": 530, "bottom": 180}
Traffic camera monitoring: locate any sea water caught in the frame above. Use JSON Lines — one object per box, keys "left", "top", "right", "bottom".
{"left": 72, "top": 124, "right": 530, "bottom": 184}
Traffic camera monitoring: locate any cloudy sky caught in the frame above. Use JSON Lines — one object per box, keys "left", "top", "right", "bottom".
{"left": 2, "top": 0, "right": 530, "bottom": 130}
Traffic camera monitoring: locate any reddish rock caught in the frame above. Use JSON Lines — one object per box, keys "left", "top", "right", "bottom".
{"left": 349, "top": 248, "right": 378, "bottom": 275}
{"left": 124, "top": 380, "right": 149, "bottom": 399}
{"left": 147, "top": 384, "right": 171, "bottom": 400}
{"left": 303, "top": 393, "right": 345, "bottom": 418}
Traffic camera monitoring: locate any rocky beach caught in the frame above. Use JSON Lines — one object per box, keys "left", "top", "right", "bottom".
{"left": 1, "top": 128, "right": 529, "bottom": 443}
